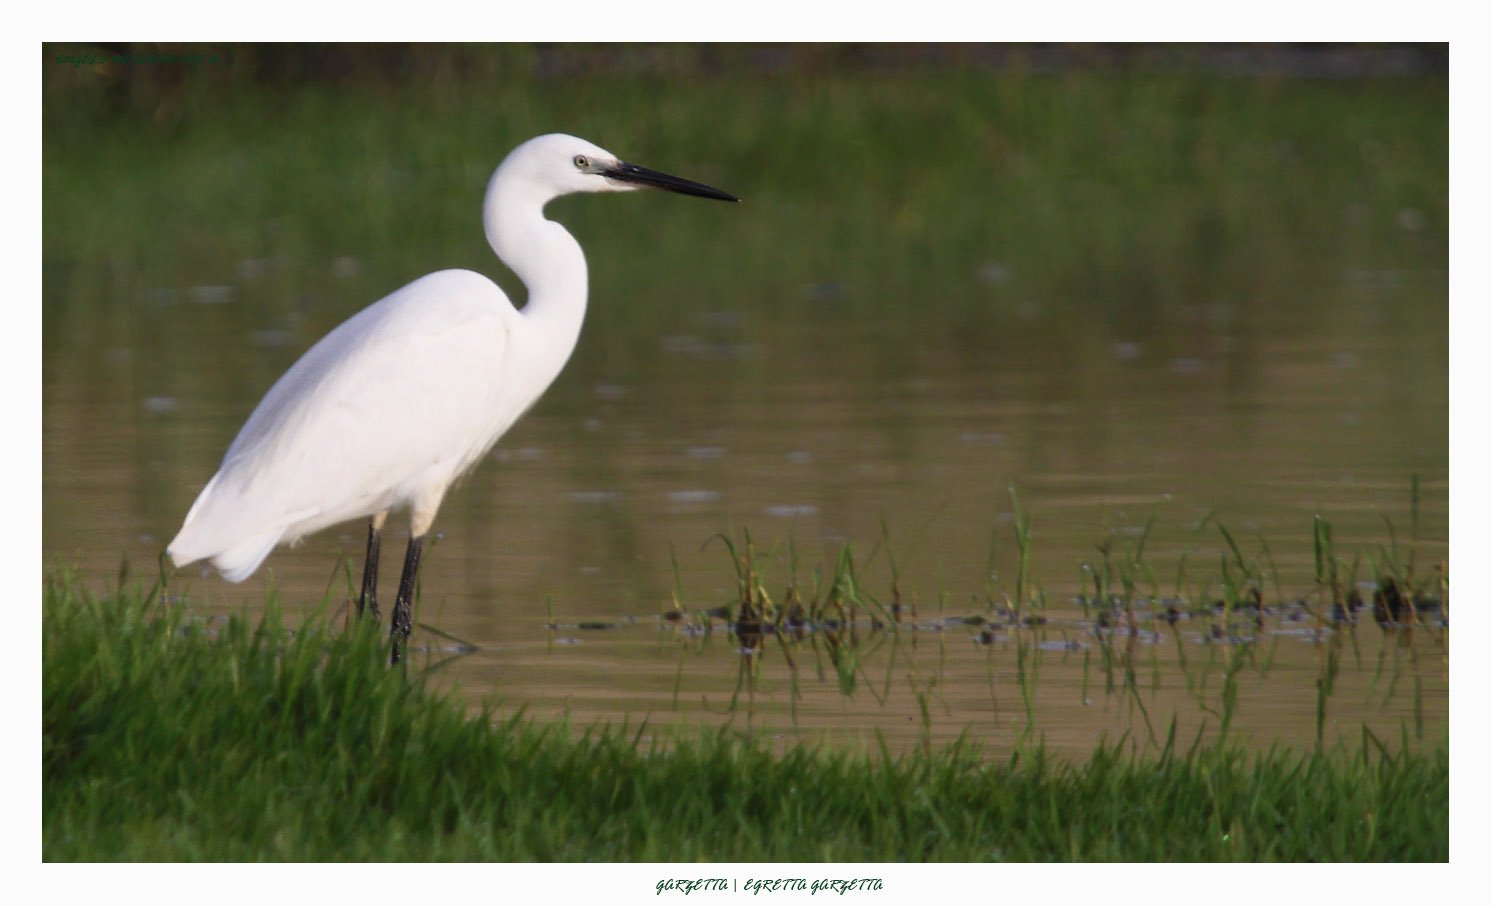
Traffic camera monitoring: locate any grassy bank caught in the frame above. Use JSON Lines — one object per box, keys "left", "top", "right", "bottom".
{"left": 43, "top": 571, "right": 1447, "bottom": 861}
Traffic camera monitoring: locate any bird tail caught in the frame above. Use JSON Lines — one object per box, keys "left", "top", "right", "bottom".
{"left": 168, "top": 472, "right": 284, "bottom": 583}
{"left": 168, "top": 527, "right": 282, "bottom": 584}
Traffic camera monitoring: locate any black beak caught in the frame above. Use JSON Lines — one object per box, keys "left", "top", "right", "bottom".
{"left": 602, "top": 160, "right": 739, "bottom": 202}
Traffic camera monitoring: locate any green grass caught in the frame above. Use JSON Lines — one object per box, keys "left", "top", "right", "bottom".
{"left": 44, "top": 571, "right": 1447, "bottom": 861}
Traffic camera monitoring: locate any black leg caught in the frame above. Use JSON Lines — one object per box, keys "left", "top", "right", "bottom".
{"left": 358, "top": 517, "right": 382, "bottom": 618}
{"left": 389, "top": 534, "right": 424, "bottom": 665}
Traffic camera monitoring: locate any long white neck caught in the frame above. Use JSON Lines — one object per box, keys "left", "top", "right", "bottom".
{"left": 482, "top": 166, "right": 589, "bottom": 375}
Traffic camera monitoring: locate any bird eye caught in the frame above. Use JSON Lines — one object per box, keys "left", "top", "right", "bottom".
{"left": 573, "top": 155, "right": 589, "bottom": 169}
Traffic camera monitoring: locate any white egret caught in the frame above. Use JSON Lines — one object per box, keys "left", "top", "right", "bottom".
{"left": 167, "top": 133, "right": 737, "bottom": 661}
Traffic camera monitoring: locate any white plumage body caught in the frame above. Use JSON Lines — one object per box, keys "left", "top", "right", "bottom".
{"left": 166, "top": 132, "right": 735, "bottom": 589}
{"left": 169, "top": 269, "right": 540, "bottom": 580}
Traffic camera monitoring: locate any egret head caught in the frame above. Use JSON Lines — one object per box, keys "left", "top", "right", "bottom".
{"left": 500, "top": 133, "right": 738, "bottom": 203}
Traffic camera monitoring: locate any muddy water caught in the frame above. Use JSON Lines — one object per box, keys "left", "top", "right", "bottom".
{"left": 42, "top": 280, "right": 1449, "bottom": 756}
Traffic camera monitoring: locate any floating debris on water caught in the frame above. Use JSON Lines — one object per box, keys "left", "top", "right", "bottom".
{"left": 494, "top": 446, "right": 545, "bottom": 463}
{"left": 565, "top": 490, "right": 621, "bottom": 504}
{"left": 765, "top": 504, "right": 818, "bottom": 518}
{"left": 592, "top": 382, "right": 629, "bottom": 400}
{"left": 667, "top": 489, "right": 722, "bottom": 505}
{"left": 251, "top": 328, "right": 296, "bottom": 348}
{"left": 189, "top": 285, "right": 234, "bottom": 305}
